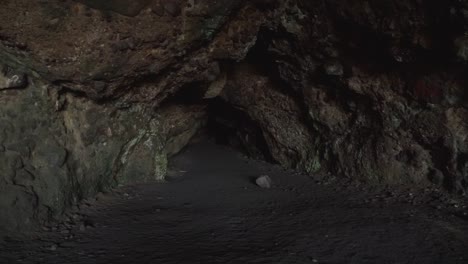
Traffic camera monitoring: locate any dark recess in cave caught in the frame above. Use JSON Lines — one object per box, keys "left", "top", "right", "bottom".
{"left": 160, "top": 82, "right": 208, "bottom": 106}
{"left": 159, "top": 78, "right": 275, "bottom": 163}
{"left": 207, "top": 98, "right": 276, "bottom": 163}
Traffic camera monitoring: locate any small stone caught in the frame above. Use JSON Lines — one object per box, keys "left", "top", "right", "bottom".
{"left": 49, "top": 244, "right": 58, "bottom": 251}
{"left": 255, "top": 175, "right": 272, "bottom": 189}
{"left": 204, "top": 70, "right": 226, "bottom": 99}
{"left": 79, "top": 224, "right": 86, "bottom": 232}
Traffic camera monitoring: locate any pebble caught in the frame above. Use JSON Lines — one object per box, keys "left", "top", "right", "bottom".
{"left": 49, "top": 244, "right": 58, "bottom": 251}
{"left": 256, "top": 175, "right": 273, "bottom": 189}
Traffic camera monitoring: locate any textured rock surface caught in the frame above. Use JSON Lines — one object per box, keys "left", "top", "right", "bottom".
{"left": 0, "top": 79, "right": 206, "bottom": 235}
{"left": 0, "top": 0, "right": 468, "bottom": 235}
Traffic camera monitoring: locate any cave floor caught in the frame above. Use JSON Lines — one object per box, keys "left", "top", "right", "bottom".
{"left": 1, "top": 141, "right": 468, "bottom": 264}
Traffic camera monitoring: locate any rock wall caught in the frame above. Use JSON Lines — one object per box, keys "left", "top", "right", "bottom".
{"left": 1, "top": 0, "right": 468, "bottom": 234}
{"left": 256, "top": 0, "right": 468, "bottom": 193}
{"left": 0, "top": 68, "right": 206, "bottom": 235}
{"left": 217, "top": 0, "right": 468, "bottom": 194}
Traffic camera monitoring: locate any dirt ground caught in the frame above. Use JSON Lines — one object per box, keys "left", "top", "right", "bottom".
{"left": 1, "top": 141, "right": 468, "bottom": 264}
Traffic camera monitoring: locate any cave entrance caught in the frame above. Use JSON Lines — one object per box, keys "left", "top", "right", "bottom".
{"left": 160, "top": 81, "right": 274, "bottom": 163}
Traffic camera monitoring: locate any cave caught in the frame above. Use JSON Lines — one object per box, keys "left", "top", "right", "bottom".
{"left": 154, "top": 63, "right": 276, "bottom": 162}
{"left": 1, "top": 0, "right": 468, "bottom": 263}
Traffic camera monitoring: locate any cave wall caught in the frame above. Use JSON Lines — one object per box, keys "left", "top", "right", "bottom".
{"left": 0, "top": 69, "right": 206, "bottom": 235}
{"left": 217, "top": 0, "right": 468, "bottom": 193}
{"left": 1, "top": 0, "right": 468, "bottom": 234}
{"left": 257, "top": 0, "right": 468, "bottom": 193}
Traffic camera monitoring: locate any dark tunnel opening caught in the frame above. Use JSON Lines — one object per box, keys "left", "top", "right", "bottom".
{"left": 159, "top": 80, "right": 276, "bottom": 164}
{"left": 206, "top": 97, "right": 276, "bottom": 163}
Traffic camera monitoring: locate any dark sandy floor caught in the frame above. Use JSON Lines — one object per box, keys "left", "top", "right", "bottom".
{"left": 1, "top": 141, "right": 468, "bottom": 264}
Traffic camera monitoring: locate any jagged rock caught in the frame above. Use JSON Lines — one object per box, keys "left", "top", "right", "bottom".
{"left": 49, "top": 244, "right": 58, "bottom": 251}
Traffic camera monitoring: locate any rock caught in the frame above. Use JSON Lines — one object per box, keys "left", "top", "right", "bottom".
{"left": 0, "top": 69, "right": 27, "bottom": 90}
{"left": 255, "top": 175, "right": 273, "bottom": 189}
{"left": 204, "top": 71, "right": 227, "bottom": 99}
{"left": 49, "top": 244, "right": 58, "bottom": 251}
